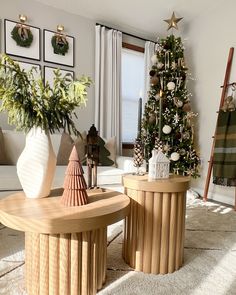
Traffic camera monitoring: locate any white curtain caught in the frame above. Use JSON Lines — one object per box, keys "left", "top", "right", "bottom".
{"left": 143, "top": 41, "right": 156, "bottom": 104}
{"left": 95, "top": 25, "right": 122, "bottom": 154}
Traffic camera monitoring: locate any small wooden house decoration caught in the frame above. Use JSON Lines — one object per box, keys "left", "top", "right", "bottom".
{"left": 148, "top": 149, "right": 170, "bottom": 179}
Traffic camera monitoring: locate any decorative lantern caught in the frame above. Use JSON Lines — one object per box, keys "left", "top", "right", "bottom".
{"left": 86, "top": 124, "right": 99, "bottom": 188}
{"left": 148, "top": 149, "right": 170, "bottom": 179}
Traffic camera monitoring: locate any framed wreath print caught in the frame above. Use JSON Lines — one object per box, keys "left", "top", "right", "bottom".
{"left": 4, "top": 19, "right": 41, "bottom": 61}
{"left": 44, "top": 29, "right": 75, "bottom": 67}
{"left": 15, "top": 60, "right": 41, "bottom": 79}
{"left": 44, "top": 65, "right": 74, "bottom": 87}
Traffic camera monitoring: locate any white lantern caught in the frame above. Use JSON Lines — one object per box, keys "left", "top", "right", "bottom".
{"left": 148, "top": 150, "right": 170, "bottom": 179}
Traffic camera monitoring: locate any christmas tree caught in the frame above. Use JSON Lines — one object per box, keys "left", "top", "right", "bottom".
{"left": 61, "top": 145, "right": 88, "bottom": 206}
{"left": 141, "top": 22, "right": 200, "bottom": 177}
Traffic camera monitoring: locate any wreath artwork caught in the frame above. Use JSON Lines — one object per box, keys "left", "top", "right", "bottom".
{"left": 51, "top": 34, "right": 69, "bottom": 56}
{"left": 11, "top": 24, "right": 33, "bottom": 48}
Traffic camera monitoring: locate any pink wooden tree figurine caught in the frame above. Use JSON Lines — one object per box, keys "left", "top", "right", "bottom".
{"left": 60, "top": 145, "right": 88, "bottom": 206}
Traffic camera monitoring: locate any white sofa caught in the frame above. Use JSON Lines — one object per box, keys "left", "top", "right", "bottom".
{"left": 0, "top": 130, "right": 144, "bottom": 195}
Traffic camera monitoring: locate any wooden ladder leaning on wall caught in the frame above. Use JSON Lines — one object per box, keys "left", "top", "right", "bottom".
{"left": 203, "top": 47, "right": 236, "bottom": 211}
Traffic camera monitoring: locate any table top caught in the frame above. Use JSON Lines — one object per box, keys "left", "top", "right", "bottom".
{"left": 0, "top": 188, "right": 130, "bottom": 234}
{"left": 123, "top": 174, "right": 190, "bottom": 192}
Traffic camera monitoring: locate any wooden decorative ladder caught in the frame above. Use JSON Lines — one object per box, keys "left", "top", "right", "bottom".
{"left": 203, "top": 47, "right": 236, "bottom": 210}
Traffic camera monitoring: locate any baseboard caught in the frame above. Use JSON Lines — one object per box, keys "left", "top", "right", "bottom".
{"left": 192, "top": 186, "right": 235, "bottom": 207}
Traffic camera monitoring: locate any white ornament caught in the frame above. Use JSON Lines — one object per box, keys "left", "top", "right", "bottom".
{"left": 170, "top": 152, "right": 180, "bottom": 161}
{"left": 157, "top": 62, "right": 164, "bottom": 69}
{"left": 151, "top": 54, "right": 158, "bottom": 64}
{"left": 162, "top": 125, "right": 172, "bottom": 134}
{"left": 177, "top": 100, "right": 183, "bottom": 108}
{"left": 167, "top": 81, "right": 175, "bottom": 91}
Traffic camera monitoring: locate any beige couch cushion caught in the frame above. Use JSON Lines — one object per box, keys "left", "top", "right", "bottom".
{"left": 57, "top": 132, "right": 87, "bottom": 165}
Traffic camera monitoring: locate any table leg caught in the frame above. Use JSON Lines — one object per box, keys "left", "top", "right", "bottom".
{"left": 25, "top": 227, "right": 107, "bottom": 295}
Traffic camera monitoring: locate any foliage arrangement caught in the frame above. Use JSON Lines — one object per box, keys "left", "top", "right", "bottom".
{"left": 141, "top": 35, "right": 200, "bottom": 177}
{"left": 0, "top": 54, "right": 92, "bottom": 135}
{"left": 51, "top": 35, "right": 69, "bottom": 55}
{"left": 11, "top": 25, "right": 33, "bottom": 47}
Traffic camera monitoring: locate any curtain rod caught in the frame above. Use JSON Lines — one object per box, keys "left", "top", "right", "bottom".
{"left": 96, "top": 22, "right": 156, "bottom": 43}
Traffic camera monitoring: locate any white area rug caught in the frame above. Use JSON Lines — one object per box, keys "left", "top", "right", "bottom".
{"left": 1, "top": 197, "right": 236, "bottom": 295}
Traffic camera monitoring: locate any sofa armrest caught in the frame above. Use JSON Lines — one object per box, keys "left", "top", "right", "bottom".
{"left": 116, "top": 156, "right": 146, "bottom": 173}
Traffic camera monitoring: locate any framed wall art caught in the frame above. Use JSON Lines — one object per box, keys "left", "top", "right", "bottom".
{"left": 44, "top": 65, "right": 74, "bottom": 87}
{"left": 15, "top": 60, "right": 41, "bottom": 79}
{"left": 4, "top": 19, "right": 41, "bottom": 61}
{"left": 44, "top": 29, "right": 75, "bottom": 67}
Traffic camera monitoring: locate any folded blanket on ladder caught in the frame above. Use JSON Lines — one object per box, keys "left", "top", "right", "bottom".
{"left": 213, "top": 110, "right": 236, "bottom": 186}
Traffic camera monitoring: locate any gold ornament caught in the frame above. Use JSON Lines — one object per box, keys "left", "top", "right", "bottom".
{"left": 164, "top": 12, "right": 183, "bottom": 31}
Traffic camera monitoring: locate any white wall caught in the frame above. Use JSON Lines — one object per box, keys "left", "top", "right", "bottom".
{"left": 0, "top": 0, "right": 95, "bottom": 132}
{"left": 182, "top": 0, "right": 236, "bottom": 205}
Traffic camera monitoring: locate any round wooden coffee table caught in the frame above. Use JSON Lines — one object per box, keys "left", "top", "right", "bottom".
{"left": 122, "top": 174, "right": 190, "bottom": 274}
{"left": 0, "top": 188, "right": 130, "bottom": 295}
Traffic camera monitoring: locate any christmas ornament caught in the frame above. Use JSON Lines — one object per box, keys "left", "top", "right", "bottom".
{"left": 175, "top": 132, "right": 181, "bottom": 140}
{"left": 150, "top": 76, "right": 159, "bottom": 86}
{"left": 171, "top": 61, "right": 177, "bottom": 70}
{"left": 157, "top": 62, "right": 164, "bottom": 69}
{"left": 162, "top": 125, "right": 172, "bottom": 134}
{"left": 179, "top": 148, "right": 186, "bottom": 155}
{"left": 167, "top": 81, "right": 175, "bottom": 91}
{"left": 177, "top": 100, "right": 183, "bottom": 108}
{"left": 133, "top": 138, "right": 144, "bottom": 174}
{"left": 154, "top": 138, "right": 163, "bottom": 151}
{"left": 164, "top": 12, "right": 183, "bottom": 31}
{"left": 149, "top": 70, "right": 156, "bottom": 77}
{"left": 173, "top": 113, "right": 180, "bottom": 125}
{"left": 183, "top": 102, "right": 191, "bottom": 112}
{"left": 163, "top": 143, "right": 171, "bottom": 152}
{"left": 183, "top": 132, "right": 190, "bottom": 140}
{"left": 148, "top": 113, "right": 156, "bottom": 124}
{"left": 155, "top": 93, "right": 160, "bottom": 101}
{"left": 170, "top": 152, "right": 180, "bottom": 161}
{"left": 151, "top": 54, "right": 158, "bottom": 64}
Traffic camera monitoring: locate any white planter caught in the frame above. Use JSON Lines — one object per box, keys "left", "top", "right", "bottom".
{"left": 17, "top": 127, "right": 57, "bottom": 198}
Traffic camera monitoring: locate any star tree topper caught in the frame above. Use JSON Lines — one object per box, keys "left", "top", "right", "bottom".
{"left": 164, "top": 12, "right": 183, "bottom": 31}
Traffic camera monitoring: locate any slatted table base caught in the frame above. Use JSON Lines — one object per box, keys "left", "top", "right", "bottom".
{"left": 25, "top": 228, "right": 107, "bottom": 295}
{"left": 123, "top": 189, "right": 186, "bottom": 274}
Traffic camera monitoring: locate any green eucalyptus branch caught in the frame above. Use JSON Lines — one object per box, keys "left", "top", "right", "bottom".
{"left": 0, "top": 54, "right": 92, "bottom": 134}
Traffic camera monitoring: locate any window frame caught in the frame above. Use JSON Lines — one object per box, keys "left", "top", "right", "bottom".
{"left": 121, "top": 42, "right": 144, "bottom": 150}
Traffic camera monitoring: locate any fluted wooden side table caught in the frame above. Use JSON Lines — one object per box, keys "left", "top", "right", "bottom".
{"left": 122, "top": 174, "right": 190, "bottom": 274}
{"left": 0, "top": 188, "right": 130, "bottom": 295}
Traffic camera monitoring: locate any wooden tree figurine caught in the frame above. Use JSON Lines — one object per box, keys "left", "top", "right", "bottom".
{"left": 61, "top": 145, "right": 88, "bottom": 206}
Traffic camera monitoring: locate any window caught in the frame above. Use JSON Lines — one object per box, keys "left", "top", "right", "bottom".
{"left": 121, "top": 45, "right": 144, "bottom": 143}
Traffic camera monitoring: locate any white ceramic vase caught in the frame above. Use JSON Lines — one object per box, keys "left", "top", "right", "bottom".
{"left": 17, "top": 127, "right": 57, "bottom": 198}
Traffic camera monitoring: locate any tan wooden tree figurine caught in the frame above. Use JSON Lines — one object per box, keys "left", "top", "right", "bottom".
{"left": 61, "top": 145, "right": 88, "bottom": 206}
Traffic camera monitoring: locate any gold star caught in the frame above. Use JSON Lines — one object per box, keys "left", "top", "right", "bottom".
{"left": 164, "top": 12, "right": 183, "bottom": 31}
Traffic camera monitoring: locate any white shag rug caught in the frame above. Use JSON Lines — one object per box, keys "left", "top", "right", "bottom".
{"left": 1, "top": 195, "right": 236, "bottom": 295}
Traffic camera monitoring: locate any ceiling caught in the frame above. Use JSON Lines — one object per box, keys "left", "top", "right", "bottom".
{"left": 35, "top": 0, "right": 223, "bottom": 40}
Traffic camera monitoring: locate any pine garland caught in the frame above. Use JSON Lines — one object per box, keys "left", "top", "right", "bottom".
{"left": 11, "top": 25, "right": 33, "bottom": 47}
